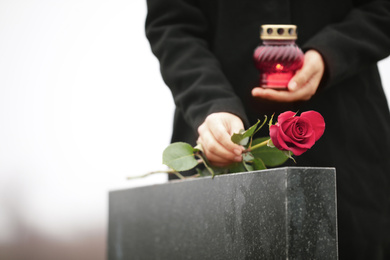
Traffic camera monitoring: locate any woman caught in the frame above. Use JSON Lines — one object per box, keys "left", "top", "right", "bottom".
{"left": 145, "top": 0, "right": 390, "bottom": 258}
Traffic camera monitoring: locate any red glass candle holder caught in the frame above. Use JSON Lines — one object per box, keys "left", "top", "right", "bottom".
{"left": 254, "top": 24, "right": 304, "bottom": 89}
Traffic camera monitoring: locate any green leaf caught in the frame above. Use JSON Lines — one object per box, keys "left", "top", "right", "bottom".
{"left": 231, "top": 120, "right": 262, "bottom": 146}
{"left": 231, "top": 129, "right": 249, "bottom": 146}
{"left": 242, "top": 152, "right": 254, "bottom": 162}
{"left": 251, "top": 137, "right": 289, "bottom": 167}
{"left": 240, "top": 137, "right": 250, "bottom": 146}
{"left": 243, "top": 161, "right": 254, "bottom": 172}
{"left": 162, "top": 142, "right": 199, "bottom": 171}
{"left": 243, "top": 120, "right": 261, "bottom": 138}
{"left": 253, "top": 158, "right": 267, "bottom": 170}
{"left": 228, "top": 162, "right": 246, "bottom": 173}
{"left": 194, "top": 143, "right": 203, "bottom": 153}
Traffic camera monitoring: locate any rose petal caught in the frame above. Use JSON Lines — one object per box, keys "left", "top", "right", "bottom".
{"left": 290, "top": 146, "right": 308, "bottom": 156}
{"left": 292, "top": 118, "right": 310, "bottom": 137}
{"left": 277, "top": 111, "right": 296, "bottom": 125}
{"left": 301, "top": 111, "right": 325, "bottom": 141}
{"left": 293, "top": 120, "right": 309, "bottom": 137}
{"left": 282, "top": 118, "right": 295, "bottom": 139}
{"left": 293, "top": 133, "right": 316, "bottom": 149}
{"left": 291, "top": 118, "right": 316, "bottom": 148}
{"left": 291, "top": 120, "right": 306, "bottom": 140}
{"left": 279, "top": 120, "right": 296, "bottom": 146}
{"left": 270, "top": 124, "right": 288, "bottom": 151}
{"left": 269, "top": 125, "right": 285, "bottom": 150}
{"left": 280, "top": 117, "right": 316, "bottom": 150}
{"left": 281, "top": 118, "right": 294, "bottom": 132}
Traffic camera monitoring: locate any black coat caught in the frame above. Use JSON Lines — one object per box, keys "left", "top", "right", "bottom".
{"left": 146, "top": 0, "right": 390, "bottom": 258}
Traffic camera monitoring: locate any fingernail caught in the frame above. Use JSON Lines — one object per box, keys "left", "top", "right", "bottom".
{"left": 234, "top": 156, "right": 242, "bottom": 162}
{"left": 288, "top": 81, "right": 297, "bottom": 91}
{"left": 252, "top": 88, "right": 262, "bottom": 95}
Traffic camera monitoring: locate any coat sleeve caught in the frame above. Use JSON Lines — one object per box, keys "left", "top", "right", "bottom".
{"left": 303, "top": 0, "right": 390, "bottom": 88}
{"left": 145, "top": 0, "right": 249, "bottom": 131}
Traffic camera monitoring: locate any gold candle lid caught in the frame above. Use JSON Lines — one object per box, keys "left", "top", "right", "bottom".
{"left": 260, "top": 24, "right": 298, "bottom": 40}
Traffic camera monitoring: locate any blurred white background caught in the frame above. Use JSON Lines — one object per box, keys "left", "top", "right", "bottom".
{"left": 0, "top": 1, "right": 172, "bottom": 259}
{"left": 0, "top": 1, "right": 389, "bottom": 260}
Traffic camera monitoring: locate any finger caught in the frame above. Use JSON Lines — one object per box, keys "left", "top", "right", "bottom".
{"left": 199, "top": 131, "right": 242, "bottom": 163}
{"left": 208, "top": 118, "right": 244, "bottom": 156}
{"left": 288, "top": 69, "right": 309, "bottom": 91}
{"left": 197, "top": 113, "right": 245, "bottom": 165}
{"left": 252, "top": 85, "right": 314, "bottom": 102}
{"left": 228, "top": 119, "right": 245, "bottom": 136}
{"left": 198, "top": 137, "right": 241, "bottom": 166}
{"left": 207, "top": 149, "right": 241, "bottom": 166}
{"left": 252, "top": 87, "right": 296, "bottom": 102}
{"left": 289, "top": 50, "right": 324, "bottom": 91}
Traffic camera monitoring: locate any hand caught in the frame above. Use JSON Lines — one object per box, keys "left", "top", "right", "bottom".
{"left": 197, "top": 112, "right": 245, "bottom": 167}
{"left": 251, "top": 49, "right": 325, "bottom": 102}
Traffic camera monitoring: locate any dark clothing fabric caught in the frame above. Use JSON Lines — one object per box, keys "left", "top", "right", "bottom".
{"left": 145, "top": 0, "right": 390, "bottom": 258}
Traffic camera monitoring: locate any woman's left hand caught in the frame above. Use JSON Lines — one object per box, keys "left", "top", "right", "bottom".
{"left": 252, "top": 49, "right": 325, "bottom": 102}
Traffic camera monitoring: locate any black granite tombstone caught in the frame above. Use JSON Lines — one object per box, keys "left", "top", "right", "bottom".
{"left": 108, "top": 167, "right": 338, "bottom": 259}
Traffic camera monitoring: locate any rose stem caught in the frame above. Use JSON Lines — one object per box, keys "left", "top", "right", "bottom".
{"left": 246, "top": 139, "right": 270, "bottom": 152}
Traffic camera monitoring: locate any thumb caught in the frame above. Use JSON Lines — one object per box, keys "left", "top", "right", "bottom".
{"left": 288, "top": 66, "right": 309, "bottom": 91}
{"left": 229, "top": 120, "right": 244, "bottom": 136}
{"left": 288, "top": 50, "right": 324, "bottom": 91}
{"left": 225, "top": 116, "right": 244, "bottom": 136}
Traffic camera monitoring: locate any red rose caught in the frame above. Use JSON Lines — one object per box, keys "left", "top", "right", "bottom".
{"left": 270, "top": 111, "right": 325, "bottom": 156}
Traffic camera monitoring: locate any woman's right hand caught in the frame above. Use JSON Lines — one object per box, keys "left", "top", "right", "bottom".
{"left": 197, "top": 112, "right": 245, "bottom": 167}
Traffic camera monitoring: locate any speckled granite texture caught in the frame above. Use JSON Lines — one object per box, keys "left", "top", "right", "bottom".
{"left": 108, "top": 167, "right": 338, "bottom": 260}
